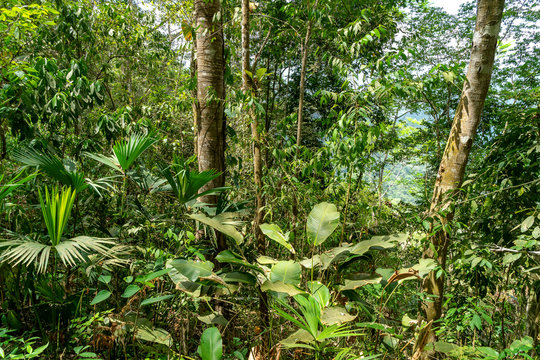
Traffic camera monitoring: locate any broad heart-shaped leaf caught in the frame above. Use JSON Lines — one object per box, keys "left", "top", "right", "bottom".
{"left": 307, "top": 281, "right": 330, "bottom": 308}
{"left": 261, "top": 280, "right": 305, "bottom": 296}
{"left": 221, "top": 271, "right": 257, "bottom": 284}
{"left": 169, "top": 259, "right": 214, "bottom": 282}
{"left": 306, "top": 202, "right": 340, "bottom": 246}
{"left": 396, "top": 258, "right": 437, "bottom": 280}
{"left": 122, "top": 284, "right": 141, "bottom": 298}
{"left": 215, "top": 250, "right": 262, "bottom": 272}
{"left": 189, "top": 213, "right": 243, "bottom": 245}
{"left": 270, "top": 261, "right": 302, "bottom": 285}
{"left": 198, "top": 327, "right": 222, "bottom": 360}
{"left": 90, "top": 290, "right": 111, "bottom": 305}
{"left": 260, "top": 223, "right": 295, "bottom": 253}
{"left": 198, "top": 313, "right": 228, "bottom": 326}
{"left": 340, "top": 275, "right": 382, "bottom": 291}
{"left": 320, "top": 306, "right": 356, "bottom": 325}
{"left": 299, "top": 234, "right": 400, "bottom": 271}
{"left": 135, "top": 325, "right": 172, "bottom": 346}
{"left": 280, "top": 329, "right": 315, "bottom": 349}
{"left": 140, "top": 294, "right": 174, "bottom": 306}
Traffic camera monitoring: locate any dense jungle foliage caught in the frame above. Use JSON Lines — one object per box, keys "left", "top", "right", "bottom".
{"left": 0, "top": 0, "right": 538, "bottom": 359}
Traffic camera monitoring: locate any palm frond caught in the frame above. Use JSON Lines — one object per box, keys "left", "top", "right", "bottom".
{"left": 39, "top": 186, "right": 76, "bottom": 246}
{"left": 84, "top": 152, "right": 122, "bottom": 173}
{"left": 130, "top": 169, "right": 168, "bottom": 194}
{"left": 0, "top": 238, "right": 51, "bottom": 272}
{"left": 0, "top": 170, "right": 38, "bottom": 204}
{"left": 85, "top": 175, "right": 120, "bottom": 197}
{"left": 83, "top": 245, "right": 131, "bottom": 279}
{"left": 160, "top": 156, "right": 226, "bottom": 204}
{"left": 55, "top": 236, "right": 115, "bottom": 267}
{"left": 0, "top": 235, "right": 120, "bottom": 273}
{"left": 113, "top": 132, "right": 157, "bottom": 171}
{"left": 12, "top": 147, "right": 87, "bottom": 192}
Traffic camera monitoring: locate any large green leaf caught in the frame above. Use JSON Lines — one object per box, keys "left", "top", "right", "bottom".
{"left": 348, "top": 234, "right": 402, "bottom": 255}
{"left": 260, "top": 223, "right": 295, "bottom": 253}
{"left": 280, "top": 329, "right": 315, "bottom": 349}
{"left": 221, "top": 271, "right": 257, "bottom": 284}
{"left": 215, "top": 250, "right": 261, "bottom": 271}
{"left": 122, "top": 284, "right": 141, "bottom": 298}
{"left": 90, "top": 290, "right": 111, "bottom": 305}
{"left": 140, "top": 294, "right": 174, "bottom": 306}
{"left": 306, "top": 202, "right": 340, "bottom": 245}
{"left": 340, "top": 275, "right": 382, "bottom": 291}
{"left": 169, "top": 259, "right": 214, "bottom": 282}
{"left": 198, "top": 327, "right": 222, "bottom": 360}
{"left": 270, "top": 261, "right": 302, "bottom": 285}
{"left": 261, "top": 280, "right": 305, "bottom": 296}
{"left": 136, "top": 325, "right": 172, "bottom": 346}
{"left": 299, "top": 234, "right": 400, "bottom": 271}
{"left": 189, "top": 213, "right": 244, "bottom": 245}
{"left": 307, "top": 281, "right": 330, "bottom": 308}
{"left": 320, "top": 306, "right": 356, "bottom": 325}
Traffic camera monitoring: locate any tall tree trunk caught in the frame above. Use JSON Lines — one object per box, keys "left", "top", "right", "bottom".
{"left": 295, "top": 0, "right": 319, "bottom": 157}
{"left": 413, "top": 1, "right": 505, "bottom": 358}
{"left": 195, "top": 0, "right": 226, "bottom": 250}
{"left": 191, "top": 44, "right": 199, "bottom": 158}
{"left": 241, "top": 0, "right": 269, "bottom": 330}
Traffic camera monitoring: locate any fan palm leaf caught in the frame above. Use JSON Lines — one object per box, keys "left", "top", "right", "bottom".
{"left": 160, "top": 155, "right": 227, "bottom": 205}
{"left": 0, "top": 186, "right": 119, "bottom": 273}
{"left": 0, "top": 235, "right": 117, "bottom": 273}
{"left": 12, "top": 147, "right": 88, "bottom": 192}
{"left": 39, "top": 186, "right": 76, "bottom": 246}
{"left": 85, "top": 132, "right": 157, "bottom": 173}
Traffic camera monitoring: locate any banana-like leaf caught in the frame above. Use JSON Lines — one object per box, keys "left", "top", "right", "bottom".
{"left": 198, "top": 327, "right": 222, "bottom": 360}
{"left": 169, "top": 259, "right": 214, "bottom": 282}
{"left": 189, "top": 212, "right": 244, "bottom": 245}
{"left": 260, "top": 223, "right": 295, "bottom": 253}
{"left": 270, "top": 260, "right": 302, "bottom": 285}
{"left": 261, "top": 280, "right": 305, "bottom": 296}
{"left": 306, "top": 202, "right": 340, "bottom": 246}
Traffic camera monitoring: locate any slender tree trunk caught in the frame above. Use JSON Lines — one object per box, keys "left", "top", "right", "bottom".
{"left": 195, "top": 0, "right": 226, "bottom": 251}
{"left": 526, "top": 286, "right": 540, "bottom": 353}
{"left": 241, "top": 0, "right": 269, "bottom": 330}
{"left": 191, "top": 44, "right": 199, "bottom": 158}
{"left": 295, "top": 0, "right": 319, "bottom": 157}
{"left": 413, "top": 1, "right": 505, "bottom": 359}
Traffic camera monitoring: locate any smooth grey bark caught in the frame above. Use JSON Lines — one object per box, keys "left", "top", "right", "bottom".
{"left": 413, "top": 1, "right": 505, "bottom": 359}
